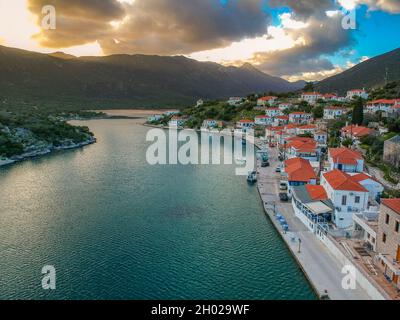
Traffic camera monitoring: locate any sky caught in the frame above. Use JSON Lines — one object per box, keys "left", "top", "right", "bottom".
{"left": 0, "top": 0, "right": 399, "bottom": 81}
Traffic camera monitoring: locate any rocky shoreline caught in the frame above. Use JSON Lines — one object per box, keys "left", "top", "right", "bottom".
{"left": 0, "top": 136, "right": 96, "bottom": 168}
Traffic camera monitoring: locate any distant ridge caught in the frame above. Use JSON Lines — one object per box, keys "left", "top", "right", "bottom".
{"left": 0, "top": 45, "right": 304, "bottom": 109}
{"left": 315, "top": 47, "right": 400, "bottom": 94}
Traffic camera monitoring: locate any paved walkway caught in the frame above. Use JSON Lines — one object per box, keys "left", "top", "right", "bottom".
{"left": 257, "top": 146, "right": 371, "bottom": 300}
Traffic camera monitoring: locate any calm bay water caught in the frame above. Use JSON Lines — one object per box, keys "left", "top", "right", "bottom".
{"left": 0, "top": 119, "right": 315, "bottom": 300}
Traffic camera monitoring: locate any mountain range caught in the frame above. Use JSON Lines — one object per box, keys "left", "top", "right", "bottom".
{"left": 316, "top": 47, "right": 400, "bottom": 94}
{"left": 0, "top": 45, "right": 303, "bottom": 110}
{"left": 0, "top": 45, "right": 399, "bottom": 110}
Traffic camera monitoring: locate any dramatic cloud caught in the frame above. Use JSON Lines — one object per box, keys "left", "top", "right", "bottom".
{"left": 339, "top": 0, "right": 400, "bottom": 13}
{"left": 23, "top": 0, "right": 398, "bottom": 80}
{"left": 269, "top": 0, "right": 335, "bottom": 19}
{"left": 28, "top": 0, "right": 270, "bottom": 54}
{"left": 254, "top": 13, "right": 354, "bottom": 76}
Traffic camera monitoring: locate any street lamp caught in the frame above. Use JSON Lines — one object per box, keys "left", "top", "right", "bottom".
{"left": 298, "top": 238, "right": 302, "bottom": 253}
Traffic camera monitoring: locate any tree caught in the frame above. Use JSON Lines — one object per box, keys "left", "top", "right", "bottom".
{"left": 352, "top": 98, "right": 364, "bottom": 125}
{"left": 342, "top": 137, "right": 353, "bottom": 148}
{"left": 312, "top": 105, "right": 324, "bottom": 119}
{"left": 303, "top": 82, "right": 314, "bottom": 92}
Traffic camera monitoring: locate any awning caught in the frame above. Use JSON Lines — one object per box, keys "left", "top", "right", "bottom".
{"left": 305, "top": 201, "right": 333, "bottom": 215}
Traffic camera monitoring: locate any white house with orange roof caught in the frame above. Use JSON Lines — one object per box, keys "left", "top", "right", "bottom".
{"left": 300, "top": 92, "right": 323, "bottom": 105}
{"left": 322, "top": 93, "right": 339, "bottom": 101}
{"left": 289, "top": 112, "right": 313, "bottom": 124}
{"left": 348, "top": 172, "right": 384, "bottom": 201}
{"left": 291, "top": 184, "right": 334, "bottom": 233}
{"left": 265, "top": 107, "right": 283, "bottom": 118}
{"left": 314, "top": 130, "right": 328, "bottom": 146}
{"left": 273, "top": 115, "right": 289, "bottom": 126}
{"left": 346, "top": 89, "right": 368, "bottom": 101}
{"left": 254, "top": 115, "right": 272, "bottom": 126}
{"left": 227, "top": 97, "right": 244, "bottom": 106}
{"left": 284, "top": 137, "right": 319, "bottom": 161}
{"left": 296, "top": 124, "right": 317, "bottom": 136}
{"left": 236, "top": 119, "right": 255, "bottom": 130}
{"left": 323, "top": 106, "right": 347, "bottom": 120}
{"left": 278, "top": 103, "right": 292, "bottom": 111}
{"left": 341, "top": 124, "right": 373, "bottom": 141}
{"left": 283, "top": 157, "right": 318, "bottom": 197}
{"left": 365, "top": 99, "right": 399, "bottom": 115}
{"left": 321, "top": 170, "right": 369, "bottom": 229}
{"left": 257, "top": 96, "right": 277, "bottom": 106}
{"left": 328, "top": 147, "right": 364, "bottom": 173}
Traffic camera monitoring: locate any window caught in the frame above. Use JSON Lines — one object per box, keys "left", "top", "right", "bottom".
{"left": 385, "top": 214, "right": 390, "bottom": 225}
{"left": 382, "top": 233, "right": 387, "bottom": 243}
{"left": 355, "top": 196, "right": 360, "bottom": 204}
{"left": 395, "top": 221, "right": 399, "bottom": 233}
{"left": 342, "top": 195, "right": 347, "bottom": 206}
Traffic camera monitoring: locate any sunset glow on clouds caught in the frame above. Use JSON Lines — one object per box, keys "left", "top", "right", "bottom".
{"left": 0, "top": 0, "right": 399, "bottom": 81}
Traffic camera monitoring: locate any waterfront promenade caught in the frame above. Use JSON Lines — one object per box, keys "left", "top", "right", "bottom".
{"left": 256, "top": 145, "right": 371, "bottom": 300}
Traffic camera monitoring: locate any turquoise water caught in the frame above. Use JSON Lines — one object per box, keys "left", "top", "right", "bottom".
{"left": 0, "top": 119, "right": 315, "bottom": 300}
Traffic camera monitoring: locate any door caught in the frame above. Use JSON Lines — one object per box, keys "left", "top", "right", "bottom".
{"left": 393, "top": 274, "right": 399, "bottom": 285}
{"left": 396, "top": 245, "right": 400, "bottom": 262}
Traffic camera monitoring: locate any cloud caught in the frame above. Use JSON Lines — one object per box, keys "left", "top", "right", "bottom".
{"left": 28, "top": 0, "right": 270, "bottom": 54}
{"left": 339, "top": 0, "right": 400, "bottom": 13}
{"left": 269, "top": 0, "right": 335, "bottom": 19}
{"left": 250, "top": 12, "right": 354, "bottom": 78}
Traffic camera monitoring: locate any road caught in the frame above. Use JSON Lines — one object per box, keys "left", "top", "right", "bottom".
{"left": 256, "top": 145, "right": 371, "bottom": 300}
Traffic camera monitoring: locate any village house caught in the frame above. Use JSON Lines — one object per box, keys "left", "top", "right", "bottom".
{"left": 148, "top": 114, "right": 164, "bottom": 122}
{"left": 289, "top": 112, "right": 313, "bottom": 125}
{"left": 300, "top": 92, "right": 322, "bottom": 105}
{"left": 236, "top": 119, "right": 255, "bottom": 131}
{"left": 314, "top": 130, "right": 328, "bottom": 146}
{"left": 196, "top": 99, "right": 204, "bottom": 107}
{"left": 365, "top": 99, "right": 396, "bottom": 114}
{"left": 168, "top": 116, "right": 186, "bottom": 128}
{"left": 227, "top": 97, "right": 244, "bottom": 106}
{"left": 291, "top": 184, "right": 334, "bottom": 234}
{"left": 323, "top": 106, "right": 347, "bottom": 120}
{"left": 283, "top": 137, "right": 319, "bottom": 161}
{"left": 257, "top": 96, "right": 277, "bottom": 106}
{"left": 296, "top": 124, "right": 317, "bottom": 136}
{"left": 265, "top": 107, "right": 283, "bottom": 118}
{"left": 341, "top": 124, "right": 373, "bottom": 141}
{"left": 352, "top": 206, "right": 380, "bottom": 251}
{"left": 348, "top": 172, "right": 384, "bottom": 201}
{"left": 322, "top": 93, "right": 339, "bottom": 102}
{"left": 328, "top": 147, "right": 364, "bottom": 173}
{"left": 278, "top": 103, "right": 292, "bottom": 111}
{"left": 321, "top": 169, "right": 369, "bottom": 229}
{"left": 383, "top": 135, "right": 400, "bottom": 167}
{"left": 254, "top": 115, "right": 272, "bottom": 126}
{"left": 346, "top": 89, "right": 369, "bottom": 101}
{"left": 273, "top": 115, "right": 289, "bottom": 126}
{"left": 376, "top": 199, "right": 400, "bottom": 290}
{"left": 202, "top": 119, "right": 218, "bottom": 129}
{"left": 283, "top": 157, "right": 318, "bottom": 197}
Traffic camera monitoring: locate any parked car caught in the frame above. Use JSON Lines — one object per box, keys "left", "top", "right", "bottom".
{"left": 261, "top": 161, "right": 270, "bottom": 167}
{"left": 269, "top": 143, "right": 276, "bottom": 148}
{"left": 279, "top": 193, "right": 289, "bottom": 202}
{"left": 275, "top": 167, "right": 281, "bottom": 173}
{"left": 279, "top": 181, "right": 288, "bottom": 190}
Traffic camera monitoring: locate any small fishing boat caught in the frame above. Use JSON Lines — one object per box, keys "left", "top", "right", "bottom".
{"left": 247, "top": 171, "right": 257, "bottom": 183}
{"left": 236, "top": 157, "right": 246, "bottom": 165}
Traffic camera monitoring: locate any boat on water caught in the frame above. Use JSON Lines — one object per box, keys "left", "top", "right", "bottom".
{"left": 247, "top": 171, "right": 257, "bottom": 183}
{"left": 236, "top": 157, "right": 246, "bottom": 165}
